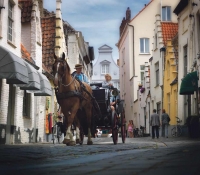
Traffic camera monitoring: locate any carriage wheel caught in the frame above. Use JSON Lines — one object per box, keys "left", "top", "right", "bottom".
{"left": 79, "top": 126, "right": 84, "bottom": 145}
{"left": 112, "top": 111, "right": 118, "bottom": 145}
{"left": 121, "top": 109, "right": 126, "bottom": 143}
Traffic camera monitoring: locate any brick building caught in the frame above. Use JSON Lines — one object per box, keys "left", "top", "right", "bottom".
{"left": 0, "top": 0, "right": 52, "bottom": 144}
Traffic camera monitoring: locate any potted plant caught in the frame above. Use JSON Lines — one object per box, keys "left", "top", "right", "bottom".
{"left": 140, "top": 87, "right": 145, "bottom": 93}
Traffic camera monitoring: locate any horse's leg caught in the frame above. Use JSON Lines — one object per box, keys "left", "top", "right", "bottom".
{"left": 85, "top": 105, "right": 93, "bottom": 145}
{"left": 63, "top": 125, "right": 74, "bottom": 144}
{"left": 76, "top": 127, "right": 80, "bottom": 143}
{"left": 74, "top": 115, "right": 80, "bottom": 144}
{"left": 63, "top": 111, "right": 77, "bottom": 146}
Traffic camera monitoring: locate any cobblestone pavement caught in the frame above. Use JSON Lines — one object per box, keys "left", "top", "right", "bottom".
{"left": 1, "top": 137, "right": 200, "bottom": 175}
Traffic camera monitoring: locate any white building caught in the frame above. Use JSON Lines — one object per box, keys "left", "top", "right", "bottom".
{"left": 117, "top": 0, "right": 179, "bottom": 128}
{"left": 65, "top": 24, "right": 94, "bottom": 81}
{"left": 137, "top": 62, "right": 151, "bottom": 134}
{"left": 0, "top": 0, "right": 52, "bottom": 144}
{"left": 92, "top": 44, "right": 119, "bottom": 89}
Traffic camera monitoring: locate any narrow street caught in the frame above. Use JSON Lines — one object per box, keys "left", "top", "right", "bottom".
{"left": 1, "top": 137, "right": 200, "bottom": 175}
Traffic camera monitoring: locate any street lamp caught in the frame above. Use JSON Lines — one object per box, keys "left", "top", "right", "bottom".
{"left": 0, "top": 0, "right": 5, "bottom": 11}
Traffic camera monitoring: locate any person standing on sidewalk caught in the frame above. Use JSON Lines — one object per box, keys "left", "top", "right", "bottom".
{"left": 150, "top": 109, "right": 160, "bottom": 139}
{"left": 161, "top": 109, "right": 170, "bottom": 138}
{"left": 128, "top": 120, "right": 134, "bottom": 138}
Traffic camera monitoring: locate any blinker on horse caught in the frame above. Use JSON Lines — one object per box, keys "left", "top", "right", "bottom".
{"left": 52, "top": 52, "right": 94, "bottom": 146}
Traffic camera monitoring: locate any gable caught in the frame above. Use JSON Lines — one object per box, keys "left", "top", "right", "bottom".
{"left": 98, "top": 44, "right": 113, "bottom": 50}
{"left": 100, "top": 60, "right": 111, "bottom": 64}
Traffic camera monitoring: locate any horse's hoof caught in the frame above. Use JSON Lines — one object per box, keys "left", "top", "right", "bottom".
{"left": 76, "top": 139, "right": 80, "bottom": 144}
{"left": 87, "top": 140, "right": 93, "bottom": 145}
{"left": 63, "top": 139, "right": 70, "bottom": 144}
{"left": 67, "top": 141, "right": 76, "bottom": 146}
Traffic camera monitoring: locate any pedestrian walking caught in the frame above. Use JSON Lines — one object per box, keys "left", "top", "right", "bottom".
{"left": 150, "top": 109, "right": 160, "bottom": 139}
{"left": 161, "top": 109, "right": 170, "bottom": 138}
{"left": 128, "top": 120, "right": 134, "bottom": 138}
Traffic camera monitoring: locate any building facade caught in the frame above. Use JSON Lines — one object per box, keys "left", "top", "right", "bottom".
{"left": 174, "top": 0, "right": 200, "bottom": 127}
{"left": 117, "top": 0, "right": 179, "bottom": 128}
{"left": 92, "top": 44, "right": 119, "bottom": 89}
{"left": 0, "top": 0, "right": 52, "bottom": 144}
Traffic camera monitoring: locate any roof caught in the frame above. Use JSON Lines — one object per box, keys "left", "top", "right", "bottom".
{"left": 41, "top": 9, "right": 56, "bottom": 72}
{"left": 21, "top": 44, "right": 39, "bottom": 70}
{"left": 18, "top": 0, "right": 33, "bottom": 23}
{"left": 130, "top": 0, "right": 154, "bottom": 22}
{"left": 21, "top": 44, "right": 32, "bottom": 62}
{"left": 118, "top": 0, "right": 153, "bottom": 46}
{"left": 161, "top": 22, "right": 178, "bottom": 46}
{"left": 174, "top": 0, "right": 188, "bottom": 16}
{"left": 98, "top": 44, "right": 113, "bottom": 50}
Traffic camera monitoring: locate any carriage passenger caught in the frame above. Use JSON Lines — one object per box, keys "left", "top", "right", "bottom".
{"left": 102, "top": 74, "right": 114, "bottom": 89}
{"left": 102, "top": 74, "right": 118, "bottom": 112}
{"left": 71, "top": 64, "right": 89, "bottom": 84}
{"left": 109, "top": 90, "right": 120, "bottom": 113}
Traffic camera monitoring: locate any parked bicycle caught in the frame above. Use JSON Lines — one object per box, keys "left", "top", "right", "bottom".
{"left": 133, "top": 126, "right": 145, "bottom": 137}
{"left": 52, "top": 121, "right": 63, "bottom": 144}
{"left": 171, "top": 117, "right": 182, "bottom": 137}
{"left": 139, "top": 126, "right": 145, "bottom": 137}
{"left": 133, "top": 128, "right": 139, "bottom": 137}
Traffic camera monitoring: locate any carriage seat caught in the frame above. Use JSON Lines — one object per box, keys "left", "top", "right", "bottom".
{"left": 92, "top": 88, "right": 109, "bottom": 101}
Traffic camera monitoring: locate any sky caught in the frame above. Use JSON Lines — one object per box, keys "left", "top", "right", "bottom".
{"left": 43, "top": 0, "right": 150, "bottom": 63}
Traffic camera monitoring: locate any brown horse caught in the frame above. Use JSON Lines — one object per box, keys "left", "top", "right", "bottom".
{"left": 52, "top": 53, "right": 93, "bottom": 146}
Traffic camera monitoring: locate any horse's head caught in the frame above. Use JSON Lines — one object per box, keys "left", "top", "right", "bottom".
{"left": 52, "top": 52, "right": 69, "bottom": 87}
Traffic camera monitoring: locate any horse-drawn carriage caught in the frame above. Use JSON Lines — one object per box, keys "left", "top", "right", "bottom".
{"left": 52, "top": 53, "right": 126, "bottom": 146}
{"left": 90, "top": 83, "right": 126, "bottom": 144}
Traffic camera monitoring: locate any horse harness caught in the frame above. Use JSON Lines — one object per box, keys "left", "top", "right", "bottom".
{"left": 54, "top": 59, "right": 95, "bottom": 105}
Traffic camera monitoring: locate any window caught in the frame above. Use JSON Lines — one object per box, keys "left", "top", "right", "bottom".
{"left": 167, "top": 61, "right": 170, "bottom": 78}
{"left": 157, "top": 102, "right": 161, "bottom": 117}
{"left": 140, "top": 38, "right": 149, "bottom": 53}
{"left": 174, "top": 90, "right": 177, "bottom": 117}
{"left": 140, "top": 65, "right": 145, "bottom": 85}
{"left": 23, "top": 91, "right": 30, "bottom": 117}
{"left": 183, "top": 45, "right": 188, "bottom": 76}
{"left": 182, "top": 16, "right": 188, "bottom": 34}
{"left": 198, "top": 15, "right": 200, "bottom": 50}
{"left": 8, "top": 1, "right": 14, "bottom": 42}
{"left": 162, "top": 6, "right": 171, "bottom": 21}
{"left": 155, "top": 62, "right": 159, "bottom": 86}
{"left": 122, "top": 48, "right": 125, "bottom": 65}
{"left": 101, "top": 64, "right": 109, "bottom": 74}
{"left": 0, "top": 80, "right": 2, "bottom": 104}
{"left": 154, "top": 33, "right": 158, "bottom": 49}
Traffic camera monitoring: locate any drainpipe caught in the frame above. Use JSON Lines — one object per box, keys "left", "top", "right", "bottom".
{"left": 160, "top": 47, "right": 166, "bottom": 125}
{"left": 160, "top": 0, "right": 162, "bottom": 21}
{"left": 128, "top": 24, "right": 135, "bottom": 76}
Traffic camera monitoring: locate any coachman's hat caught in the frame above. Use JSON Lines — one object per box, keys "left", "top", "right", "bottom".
{"left": 74, "top": 64, "right": 83, "bottom": 69}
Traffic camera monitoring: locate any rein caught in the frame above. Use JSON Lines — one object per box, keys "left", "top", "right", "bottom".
{"left": 60, "top": 75, "right": 76, "bottom": 87}
{"left": 54, "top": 59, "right": 100, "bottom": 114}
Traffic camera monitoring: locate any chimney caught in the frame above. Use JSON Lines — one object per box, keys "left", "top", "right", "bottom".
{"left": 120, "top": 7, "right": 131, "bottom": 36}
{"left": 126, "top": 7, "right": 131, "bottom": 22}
